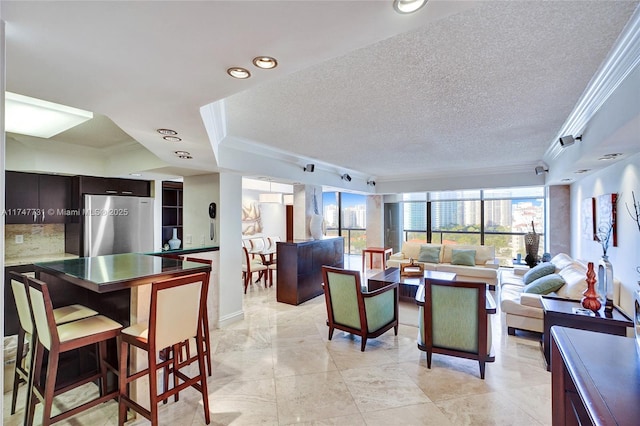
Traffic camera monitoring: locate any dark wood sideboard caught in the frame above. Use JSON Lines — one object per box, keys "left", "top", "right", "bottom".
{"left": 276, "top": 237, "right": 344, "bottom": 305}
{"left": 551, "top": 326, "right": 640, "bottom": 425}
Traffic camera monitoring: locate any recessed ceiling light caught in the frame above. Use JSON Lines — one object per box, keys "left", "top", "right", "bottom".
{"left": 157, "top": 128, "right": 177, "bottom": 136}
{"left": 574, "top": 169, "right": 591, "bottom": 174}
{"left": 163, "top": 136, "right": 182, "bottom": 142}
{"left": 393, "top": 0, "right": 428, "bottom": 14}
{"left": 174, "top": 150, "right": 190, "bottom": 156}
{"left": 130, "top": 173, "right": 142, "bottom": 177}
{"left": 252, "top": 56, "right": 278, "bottom": 69}
{"left": 561, "top": 178, "right": 573, "bottom": 182}
{"left": 227, "top": 67, "right": 251, "bottom": 79}
{"left": 178, "top": 155, "right": 193, "bottom": 159}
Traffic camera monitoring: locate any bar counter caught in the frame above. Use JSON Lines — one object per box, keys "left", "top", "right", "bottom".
{"left": 34, "top": 253, "right": 211, "bottom": 293}
{"left": 29, "top": 253, "right": 211, "bottom": 330}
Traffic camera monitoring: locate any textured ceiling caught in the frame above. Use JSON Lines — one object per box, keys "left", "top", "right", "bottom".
{"left": 2, "top": 1, "right": 638, "bottom": 187}
{"left": 224, "top": 1, "right": 638, "bottom": 180}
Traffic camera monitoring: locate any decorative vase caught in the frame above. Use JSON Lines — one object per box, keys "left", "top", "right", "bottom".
{"left": 581, "top": 262, "right": 601, "bottom": 312}
{"left": 309, "top": 214, "right": 324, "bottom": 240}
{"left": 168, "top": 228, "right": 181, "bottom": 250}
{"left": 598, "top": 255, "right": 614, "bottom": 313}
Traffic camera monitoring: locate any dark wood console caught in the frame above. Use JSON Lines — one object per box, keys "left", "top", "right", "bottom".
{"left": 276, "top": 237, "right": 344, "bottom": 305}
{"left": 551, "top": 326, "right": 640, "bottom": 425}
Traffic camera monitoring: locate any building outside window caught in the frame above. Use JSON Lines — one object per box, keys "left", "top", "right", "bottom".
{"left": 323, "top": 191, "right": 367, "bottom": 254}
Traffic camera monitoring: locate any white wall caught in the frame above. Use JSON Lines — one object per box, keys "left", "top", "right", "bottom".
{"left": 183, "top": 173, "right": 220, "bottom": 248}
{"left": 571, "top": 152, "right": 640, "bottom": 314}
{"left": 241, "top": 188, "right": 286, "bottom": 240}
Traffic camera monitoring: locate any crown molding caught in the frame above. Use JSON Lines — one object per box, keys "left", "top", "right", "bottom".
{"left": 545, "top": 6, "right": 640, "bottom": 162}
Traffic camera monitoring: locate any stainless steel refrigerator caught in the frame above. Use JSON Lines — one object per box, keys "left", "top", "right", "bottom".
{"left": 84, "top": 194, "right": 154, "bottom": 257}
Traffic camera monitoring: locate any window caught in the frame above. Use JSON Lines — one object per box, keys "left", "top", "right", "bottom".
{"left": 324, "top": 191, "right": 367, "bottom": 254}
{"left": 387, "top": 187, "right": 546, "bottom": 265}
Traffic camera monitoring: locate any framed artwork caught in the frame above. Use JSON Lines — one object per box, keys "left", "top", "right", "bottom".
{"left": 581, "top": 197, "right": 596, "bottom": 242}
{"left": 595, "top": 193, "right": 617, "bottom": 247}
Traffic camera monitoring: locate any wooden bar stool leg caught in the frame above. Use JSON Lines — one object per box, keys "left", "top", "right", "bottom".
{"left": 173, "top": 343, "right": 180, "bottom": 403}
{"left": 26, "top": 342, "right": 44, "bottom": 426}
{"left": 148, "top": 345, "right": 159, "bottom": 425}
{"left": 41, "top": 350, "right": 60, "bottom": 426}
{"left": 118, "top": 338, "right": 129, "bottom": 425}
{"left": 201, "top": 310, "right": 212, "bottom": 377}
{"left": 99, "top": 341, "right": 109, "bottom": 396}
{"left": 10, "top": 328, "right": 25, "bottom": 415}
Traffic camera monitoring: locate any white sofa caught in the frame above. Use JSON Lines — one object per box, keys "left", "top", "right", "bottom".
{"left": 500, "top": 253, "right": 634, "bottom": 335}
{"left": 387, "top": 242, "right": 499, "bottom": 289}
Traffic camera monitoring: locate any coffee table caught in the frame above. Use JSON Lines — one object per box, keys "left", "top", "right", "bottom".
{"left": 366, "top": 267, "right": 456, "bottom": 300}
{"left": 541, "top": 296, "right": 632, "bottom": 370}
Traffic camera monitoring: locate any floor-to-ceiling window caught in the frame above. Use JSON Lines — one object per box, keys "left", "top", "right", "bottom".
{"left": 388, "top": 187, "right": 546, "bottom": 266}
{"left": 324, "top": 191, "right": 367, "bottom": 254}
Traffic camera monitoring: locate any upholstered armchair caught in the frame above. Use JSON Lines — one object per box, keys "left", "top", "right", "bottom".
{"left": 321, "top": 266, "right": 399, "bottom": 351}
{"left": 416, "top": 279, "right": 496, "bottom": 379}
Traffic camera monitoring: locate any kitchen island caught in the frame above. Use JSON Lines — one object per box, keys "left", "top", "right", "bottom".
{"left": 34, "top": 253, "right": 211, "bottom": 326}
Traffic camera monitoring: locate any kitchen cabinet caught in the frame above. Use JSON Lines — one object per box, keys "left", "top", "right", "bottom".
{"left": 5, "top": 171, "right": 70, "bottom": 224}
{"left": 78, "top": 176, "right": 150, "bottom": 196}
{"left": 162, "top": 181, "right": 183, "bottom": 245}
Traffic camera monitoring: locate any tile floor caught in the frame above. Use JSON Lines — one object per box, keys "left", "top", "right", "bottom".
{"left": 3, "top": 258, "right": 552, "bottom": 425}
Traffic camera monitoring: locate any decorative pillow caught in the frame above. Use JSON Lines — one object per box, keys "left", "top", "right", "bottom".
{"left": 556, "top": 264, "right": 589, "bottom": 300}
{"left": 523, "top": 262, "right": 556, "bottom": 285}
{"left": 418, "top": 245, "right": 441, "bottom": 263}
{"left": 523, "top": 273, "right": 566, "bottom": 295}
{"left": 451, "top": 249, "right": 476, "bottom": 266}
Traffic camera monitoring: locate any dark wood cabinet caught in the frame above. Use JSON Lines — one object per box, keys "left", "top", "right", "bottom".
{"left": 39, "top": 174, "right": 72, "bottom": 223}
{"left": 162, "top": 181, "right": 183, "bottom": 245}
{"left": 5, "top": 171, "right": 70, "bottom": 224}
{"left": 551, "top": 327, "right": 640, "bottom": 425}
{"left": 276, "top": 237, "right": 344, "bottom": 305}
{"left": 78, "top": 176, "right": 150, "bottom": 197}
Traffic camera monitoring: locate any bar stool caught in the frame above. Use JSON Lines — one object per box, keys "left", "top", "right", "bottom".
{"left": 184, "top": 257, "right": 213, "bottom": 377}
{"left": 118, "top": 272, "right": 211, "bottom": 425}
{"left": 24, "top": 276, "right": 122, "bottom": 426}
{"left": 160, "top": 257, "right": 213, "bottom": 402}
{"left": 8, "top": 271, "right": 99, "bottom": 417}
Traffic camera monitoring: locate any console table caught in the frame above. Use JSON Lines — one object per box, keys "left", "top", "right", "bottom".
{"left": 541, "top": 296, "right": 632, "bottom": 370}
{"left": 551, "top": 327, "right": 640, "bottom": 425}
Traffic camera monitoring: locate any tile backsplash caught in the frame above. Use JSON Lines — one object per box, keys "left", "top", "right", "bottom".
{"left": 5, "top": 224, "right": 65, "bottom": 259}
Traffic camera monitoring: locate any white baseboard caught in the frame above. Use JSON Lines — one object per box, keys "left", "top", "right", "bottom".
{"left": 219, "top": 310, "right": 245, "bottom": 328}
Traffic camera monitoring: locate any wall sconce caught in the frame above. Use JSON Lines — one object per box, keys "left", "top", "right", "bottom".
{"left": 341, "top": 173, "right": 352, "bottom": 182}
{"left": 367, "top": 180, "right": 376, "bottom": 186}
{"left": 303, "top": 163, "right": 315, "bottom": 172}
{"left": 535, "top": 164, "right": 549, "bottom": 175}
{"left": 558, "top": 134, "right": 582, "bottom": 148}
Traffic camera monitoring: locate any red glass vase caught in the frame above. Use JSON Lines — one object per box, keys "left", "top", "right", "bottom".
{"left": 581, "top": 262, "right": 601, "bottom": 312}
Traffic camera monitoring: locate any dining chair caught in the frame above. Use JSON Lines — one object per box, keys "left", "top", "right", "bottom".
{"left": 321, "top": 266, "right": 399, "bottom": 351}
{"left": 118, "top": 272, "right": 211, "bottom": 425}
{"left": 242, "top": 246, "right": 268, "bottom": 293}
{"left": 8, "top": 271, "right": 100, "bottom": 417}
{"left": 23, "top": 276, "right": 122, "bottom": 426}
{"left": 417, "top": 279, "right": 496, "bottom": 379}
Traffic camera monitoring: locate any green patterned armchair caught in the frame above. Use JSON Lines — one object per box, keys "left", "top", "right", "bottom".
{"left": 416, "top": 279, "right": 496, "bottom": 379}
{"left": 322, "top": 266, "right": 399, "bottom": 351}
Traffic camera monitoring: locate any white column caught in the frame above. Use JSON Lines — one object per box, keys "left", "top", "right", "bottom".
{"left": 218, "top": 172, "right": 244, "bottom": 326}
